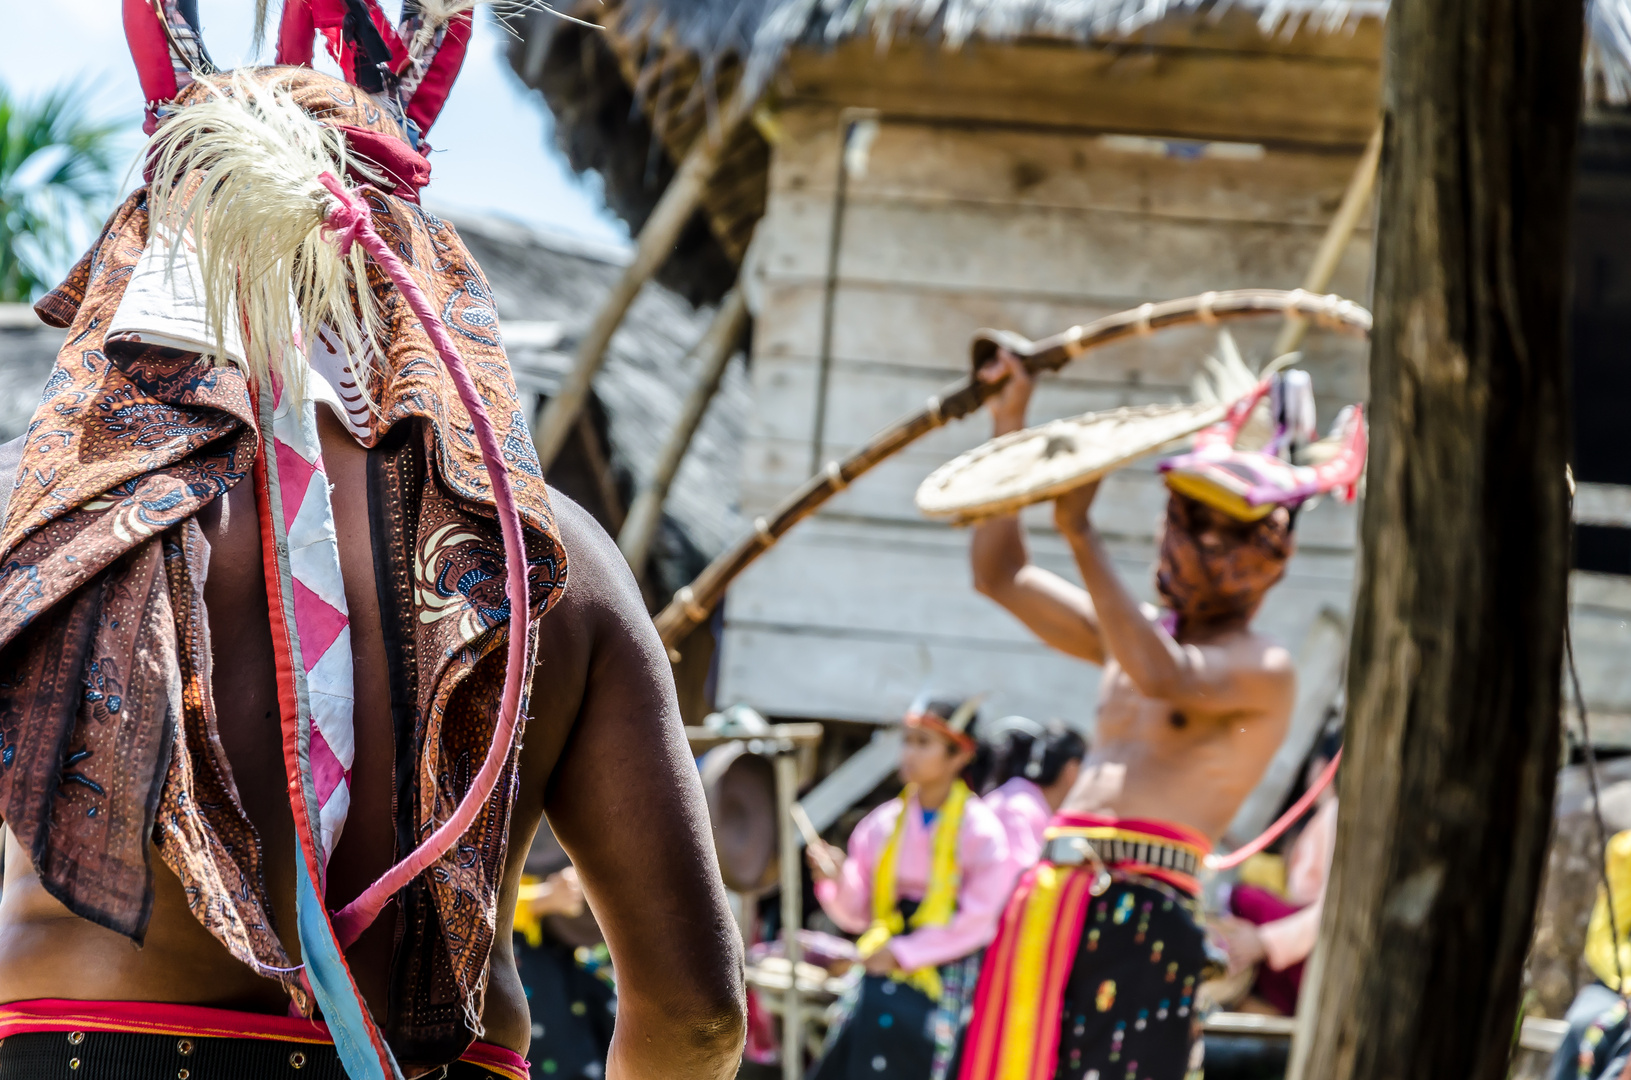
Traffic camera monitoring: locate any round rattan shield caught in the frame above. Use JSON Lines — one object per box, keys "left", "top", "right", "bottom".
{"left": 915, "top": 402, "right": 1228, "bottom": 525}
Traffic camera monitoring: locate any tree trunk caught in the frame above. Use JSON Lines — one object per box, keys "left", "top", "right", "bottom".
{"left": 1299, "top": 0, "right": 1583, "bottom": 1075}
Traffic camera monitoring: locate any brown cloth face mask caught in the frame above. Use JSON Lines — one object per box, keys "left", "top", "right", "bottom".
{"left": 1155, "top": 492, "right": 1292, "bottom": 629}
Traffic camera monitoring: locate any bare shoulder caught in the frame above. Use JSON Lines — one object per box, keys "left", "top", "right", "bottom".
{"left": 1245, "top": 633, "right": 1295, "bottom": 677}
{"left": 522, "top": 489, "right": 675, "bottom": 779}
{"left": 533, "top": 489, "right": 653, "bottom": 660}
{"left": 1221, "top": 628, "right": 1296, "bottom": 695}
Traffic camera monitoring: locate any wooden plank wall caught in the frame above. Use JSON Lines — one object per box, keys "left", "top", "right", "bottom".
{"left": 717, "top": 93, "right": 1377, "bottom": 727}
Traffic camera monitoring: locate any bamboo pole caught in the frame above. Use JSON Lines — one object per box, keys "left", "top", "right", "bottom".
{"left": 618, "top": 287, "right": 749, "bottom": 574}
{"left": 532, "top": 92, "right": 752, "bottom": 473}
{"left": 653, "top": 288, "right": 1373, "bottom": 648}
{"left": 1273, "top": 127, "right": 1383, "bottom": 357}
{"left": 776, "top": 750, "right": 804, "bottom": 1080}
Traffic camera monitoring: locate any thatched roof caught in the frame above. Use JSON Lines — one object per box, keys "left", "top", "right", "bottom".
{"left": 439, "top": 211, "right": 750, "bottom": 597}
{"left": 595, "top": 0, "right": 1631, "bottom": 104}
{"left": 506, "top": 0, "right": 1631, "bottom": 273}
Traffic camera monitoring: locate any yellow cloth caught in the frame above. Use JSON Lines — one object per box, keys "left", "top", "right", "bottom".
{"left": 856, "top": 780, "right": 971, "bottom": 1002}
{"left": 514, "top": 874, "right": 545, "bottom": 949}
{"left": 1237, "top": 853, "right": 1288, "bottom": 897}
{"left": 1587, "top": 830, "right": 1631, "bottom": 991}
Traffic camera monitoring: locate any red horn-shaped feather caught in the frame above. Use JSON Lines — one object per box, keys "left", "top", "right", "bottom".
{"left": 1313, "top": 405, "right": 1367, "bottom": 502}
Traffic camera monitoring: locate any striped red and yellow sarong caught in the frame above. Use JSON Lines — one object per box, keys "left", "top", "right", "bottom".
{"left": 956, "top": 813, "right": 1210, "bottom": 1080}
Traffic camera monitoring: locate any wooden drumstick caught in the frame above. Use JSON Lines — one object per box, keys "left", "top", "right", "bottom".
{"left": 792, "top": 802, "right": 840, "bottom": 878}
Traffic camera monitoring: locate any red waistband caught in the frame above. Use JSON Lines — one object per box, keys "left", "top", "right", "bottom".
{"left": 0, "top": 1000, "right": 529, "bottom": 1080}
{"left": 1047, "top": 811, "right": 1213, "bottom": 855}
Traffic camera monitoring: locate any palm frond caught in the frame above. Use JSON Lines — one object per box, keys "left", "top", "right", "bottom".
{"left": 0, "top": 80, "right": 128, "bottom": 302}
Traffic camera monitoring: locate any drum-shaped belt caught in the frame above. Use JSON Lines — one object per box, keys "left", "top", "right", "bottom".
{"left": 1041, "top": 832, "right": 1202, "bottom": 879}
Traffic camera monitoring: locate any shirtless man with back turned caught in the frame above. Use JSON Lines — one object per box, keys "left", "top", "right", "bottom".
{"left": 0, "top": 431, "right": 744, "bottom": 1080}
{"left": 954, "top": 351, "right": 1303, "bottom": 1080}
{"left": 0, "top": 54, "right": 743, "bottom": 1080}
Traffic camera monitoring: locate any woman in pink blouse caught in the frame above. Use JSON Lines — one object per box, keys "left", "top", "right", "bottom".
{"left": 979, "top": 717, "right": 1087, "bottom": 869}
{"left": 805, "top": 698, "right": 1015, "bottom": 1080}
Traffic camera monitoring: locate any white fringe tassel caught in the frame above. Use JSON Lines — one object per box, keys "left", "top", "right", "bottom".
{"left": 145, "top": 71, "right": 384, "bottom": 402}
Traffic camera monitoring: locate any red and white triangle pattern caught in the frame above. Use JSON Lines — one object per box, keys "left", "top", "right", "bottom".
{"left": 273, "top": 378, "right": 355, "bottom": 866}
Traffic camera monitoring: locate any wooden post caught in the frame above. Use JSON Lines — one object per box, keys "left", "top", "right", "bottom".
{"left": 618, "top": 287, "right": 749, "bottom": 574}
{"left": 1299, "top": 0, "right": 1583, "bottom": 1072}
{"left": 776, "top": 750, "right": 805, "bottom": 1080}
{"left": 532, "top": 94, "right": 752, "bottom": 473}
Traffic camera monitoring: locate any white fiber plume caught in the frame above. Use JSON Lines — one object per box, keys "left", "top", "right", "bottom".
{"left": 144, "top": 71, "right": 384, "bottom": 403}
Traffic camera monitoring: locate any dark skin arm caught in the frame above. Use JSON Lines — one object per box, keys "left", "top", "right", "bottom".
{"left": 524, "top": 495, "right": 745, "bottom": 1080}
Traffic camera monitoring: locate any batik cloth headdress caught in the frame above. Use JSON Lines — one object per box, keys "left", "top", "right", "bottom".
{"left": 1158, "top": 369, "right": 1368, "bottom": 522}
{"left": 0, "top": 10, "right": 565, "bottom": 1080}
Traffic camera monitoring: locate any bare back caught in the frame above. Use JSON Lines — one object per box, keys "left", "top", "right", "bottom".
{"left": 0, "top": 413, "right": 743, "bottom": 1076}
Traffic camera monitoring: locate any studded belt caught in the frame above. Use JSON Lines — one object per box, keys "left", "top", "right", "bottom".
{"left": 1040, "top": 825, "right": 1207, "bottom": 896}
{"left": 1041, "top": 832, "right": 1202, "bottom": 879}
{"left": 0, "top": 1029, "right": 514, "bottom": 1080}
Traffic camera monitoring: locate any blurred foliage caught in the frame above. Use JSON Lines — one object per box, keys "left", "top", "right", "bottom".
{"left": 0, "top": 82, "right": 123, "bottom": 302}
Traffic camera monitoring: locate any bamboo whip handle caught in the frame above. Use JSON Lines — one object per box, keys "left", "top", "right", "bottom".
{"left": 533, "top": 93, "right": 751, "bottom": 472}
{"left": 618, "top": 287, "right": 749, "bottom": 573}
{"left": 654, "top": 288, "right": 1372, "bottom": 648}
{"left": 1273, "top": 127, "right": 1383, "bottom": 357}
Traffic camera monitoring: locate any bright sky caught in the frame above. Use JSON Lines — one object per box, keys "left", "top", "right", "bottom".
{"left": 2, "top": 0, "right": 631, "bottom": 279}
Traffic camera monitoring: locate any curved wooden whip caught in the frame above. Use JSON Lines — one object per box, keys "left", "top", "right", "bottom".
{"left": 653, "top": 288, "right": 1372, "bottom": 649}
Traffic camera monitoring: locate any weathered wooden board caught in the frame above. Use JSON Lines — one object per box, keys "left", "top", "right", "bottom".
{"left": 1092, "top": 8, "right": 1386, "bottom": 62}
{"left": 750, "top": 280, "right": 1373, "bottom": 396}
{"left": 723, "top": 514, "right": 1357, "bottom": 634}
{"left": 717, "top": 515, "right": 1361, "bottom": 724}
{"left": 719, "top": 620, "right": 1105, "bottom": 727}
{"left": 782, "top": 38, "right": 1381, "bottom": 146}
{"left": 740, "top": 433, "right": 1365, "bottom": 551}
{"left": 744, "top": 350, "right": 1366, "bottom": 450}
{"left": 1571, "top": 572, "right": 1631, "bottom": 713}
{"left": 769, "top": 109, "right": 1375, "bottom": 228}
{"left": 755, "top": 192, "right": 1375, "bottom": 304}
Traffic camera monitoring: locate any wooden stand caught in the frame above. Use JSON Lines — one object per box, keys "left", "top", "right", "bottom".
{"left": 686, "top": 721, "right": 824, "bottom": 1077}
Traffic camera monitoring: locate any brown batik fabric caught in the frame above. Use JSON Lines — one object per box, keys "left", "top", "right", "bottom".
{"left": 1154, "top": 492, "right": 1292, "bottom": 628}
{"left": 0, "top": 66, "right": 568, "bottom": 1069}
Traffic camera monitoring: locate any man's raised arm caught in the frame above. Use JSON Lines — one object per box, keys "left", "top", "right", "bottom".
{"left": 969, "top": 352, "right": 1106, "bottom": 664}
{"left": 535, "top": 499, "right": 745, "bottom": 1080}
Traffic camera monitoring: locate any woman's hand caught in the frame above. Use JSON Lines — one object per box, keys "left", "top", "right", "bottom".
{"left": 806, "top": 840, "right": 846, "bottom": 883}
{"left": 978, "top": 349, "right": 1035, "bottom": 436}
{"left": 530, "top": 867, "right": 587, "bottom": 918}
{"left": 862, "top": 947, "right": 901, "bottom": 976}
{"left": 1211, "top": 915, "right": 1267, "bottom": 975}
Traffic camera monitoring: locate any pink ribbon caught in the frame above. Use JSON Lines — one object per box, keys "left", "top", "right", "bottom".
{"left": 318, "top": 173, "right": 371, "bottom": 256}
{"left": 311, "top": 172, "right": 533, "bottom": 949}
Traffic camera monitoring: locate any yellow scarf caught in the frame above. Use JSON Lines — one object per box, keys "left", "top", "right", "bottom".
{"left": 514, "top": 874, "right": 546, "bottom": 948}
{"left": 856, "top": 780, "right": 971, "bottom": 1002}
